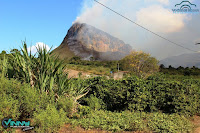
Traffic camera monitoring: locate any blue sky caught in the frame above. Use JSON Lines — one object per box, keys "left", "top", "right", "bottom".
{"left": 0, "top": 0, "right": 82, "bottom": 52}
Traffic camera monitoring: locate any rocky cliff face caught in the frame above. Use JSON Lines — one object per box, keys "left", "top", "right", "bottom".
{"left": 54, "top": 23, "right": 132, "bottom": 60}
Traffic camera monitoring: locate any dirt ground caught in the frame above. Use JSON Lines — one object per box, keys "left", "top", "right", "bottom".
{"left": 192, "top": 116, "right": 200, "bottom": 133}
{"left": 64, "top": 69, "right": 95, "bottom": 79}
{"left": 58, "top": 124, "right": 147, "bottom": 133}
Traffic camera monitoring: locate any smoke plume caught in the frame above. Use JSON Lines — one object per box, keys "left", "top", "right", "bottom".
{"left": 74, "top": 0, "right": 200, "bottom": 60}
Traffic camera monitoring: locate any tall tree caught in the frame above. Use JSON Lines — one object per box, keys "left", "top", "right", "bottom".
{"left": 120, "top": 51, "right": 159, "bottom": 78}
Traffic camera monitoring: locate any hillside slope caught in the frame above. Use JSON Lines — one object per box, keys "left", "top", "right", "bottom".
{"left": 160, "top": 53, "right": 200, "bottom": 68}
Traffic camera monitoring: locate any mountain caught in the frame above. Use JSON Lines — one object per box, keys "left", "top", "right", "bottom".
{"left": 160, "top": 53, "right": 200, "bottom": 68}
{"left": 53, "top": 23, "right": 132, "bottom": 60}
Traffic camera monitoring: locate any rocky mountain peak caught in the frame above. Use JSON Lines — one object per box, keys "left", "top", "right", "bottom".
{"left": 55, "top": 23, "right": 132, "bottom": 60}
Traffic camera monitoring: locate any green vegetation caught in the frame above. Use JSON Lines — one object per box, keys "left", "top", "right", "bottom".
{"left": 160, "top": 64, "right": 200, "bottom": 77}
{"left": 71, "top": 110, "right": 193, "bottom": 133}
{"left": 0, "top": 42, "right": 200, "bottom": 132}
{"left": 65, "top": 56, "right": 118, "bottom": 75}
{"left": 34, "top": 105, "right": 67, "bottom": 132}
{"left": 67, "top": 64, "right": 111, "bottom": 75}
{"left": 119, "top": 51, "right": 159, "bottom": 78}
{"left": 63, "top": 51, "right": 160, "bottom": 77}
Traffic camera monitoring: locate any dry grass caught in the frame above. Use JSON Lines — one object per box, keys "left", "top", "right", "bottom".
{"left": 66, "top": 64, "right": 111, "bottom": 76}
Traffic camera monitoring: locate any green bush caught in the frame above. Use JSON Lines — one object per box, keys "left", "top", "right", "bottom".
{"left": 83, "top": 75, "right": 200, "bottom": 116}
{"left": 33, "top": 104, "right": 67, "bottom": 133}
{"left": 0, "top": 94, "right": 20, "bottom": 133}
{"left": 0, "top": 93, "right": 20, "bottom": 120}
{"left": 0, "top": 77, "right": 55, "bottom": 119}
{"left": 0, "top": 78, "right": 23, "bottom": 132}
{"left": 0, "top": 78, "right": 23, "bottom": 120}
{"left": 71, "top": 110, "right": 192, "bottom": 132}
{"left": 85, "top": 77, "right": 128, "bottom": 111}
{"left": 78, "top": 106, "right": 91, "bottom": 118}
{"left": 57, "top": 97, "right": 74, "bottom": 116}
{"left": 126, "top": 76, "right": 200, "bottom": 115}
{"left": 147, "top": 113, "right": 193, "bottom": 133}
{"left": 19, "top": 87, "right": 55, "bottom": 118}
{"left": 85, "top": 95, "right": 105, "bottom": 110}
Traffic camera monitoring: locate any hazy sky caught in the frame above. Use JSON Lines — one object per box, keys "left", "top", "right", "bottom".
{"left": 75, "top": 0, "right": 200, "bottom": 59}
{"left": 1, "top": 0, "right": 200, "bottom": 60}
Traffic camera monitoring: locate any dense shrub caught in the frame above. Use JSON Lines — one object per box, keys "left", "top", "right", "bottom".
{"left": 0, "top": 94, "right": 20, "bottom": 133}
{"left": 78, "top": 106, "right": 91, "bottom": 117}
{"left": 33, "top": 104, "right": 67, "bottom": 133}
{"left": 0, "top": 93, "right": 20, "bottom": 120}
{"left": 57, "top": 97, "right": 74, "bottom": 116}
{"left": 147, "top": 112, "right": 193, "bottom": 133}
{"left": 0, "top": 77, "right": 56, "bottom": 118}
{"left": 0, "top": 78, "right": 23, "bottom": 120}
{"left": 84, "top": 77, "right": 128, "bottom": 111}
{"left": 19, "top": 87, "right": 55, "bottom": 118}
{"left": 83, "top": 75, "right": 200, "bottom": 115}
{"left": 0, "top": 78, "right": 24, "bottom": 132}
{"left": 84, "top": 95, "right": 106, "bottom": 110}
{"left": 127, "top": 77, "right": 200, "bottom": 115}
{"left": 72, "top": 110, "right": 192, "bottom": 132}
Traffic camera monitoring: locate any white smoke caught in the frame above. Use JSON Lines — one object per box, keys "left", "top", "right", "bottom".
{"left": 145, "top": 0, "right": 169, "bottom": 5}
{"left": 75, "top": 0, "right": 199, "bottom": 60}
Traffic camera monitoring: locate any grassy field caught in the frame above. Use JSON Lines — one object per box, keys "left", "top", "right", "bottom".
{"left": 66, "top": 64, "right": 111, "bottom": 76}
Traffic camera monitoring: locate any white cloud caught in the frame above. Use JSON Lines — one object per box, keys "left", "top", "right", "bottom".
{"left": 136, "top": 5, "right": 188, "bottom": 33}
{"left": 27, "top": 42, "right": 50, "bottom": 54}
{"left": 157, "top": 0, "right": 169, "bottom": 4}
{"left": 145, "top": 0, "right": 169, "bottom": 5}
{"left": 75, "top": 1, "right": 188, "bottom": 35}
{"left": 74, "top": 0, "right": 199, "bottom": 59}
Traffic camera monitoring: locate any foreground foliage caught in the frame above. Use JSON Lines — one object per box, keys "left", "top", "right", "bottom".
{"left": 83, "top": 75, "right": 200, "bottom": 116}
{"left": 0, "top": 44, "right": 200, "bottom": 133}
{"left": 71, "top": 110, "right": 193, "bottom": 133}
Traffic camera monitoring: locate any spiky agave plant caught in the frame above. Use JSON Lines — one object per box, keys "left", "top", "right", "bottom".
{"left": 35, "top": 45, "right": 65, "bottom": 93}
{"left": 63, "top": 77, "right": 93, "bottom": 113}
{"left": 11, "top": 42, "right": 37, "bottom": 87}
{"left": 36, "top": 45, "right": 92, "bottom": 113}
{"left": 11, "top": 42, "right": 64, "bottom": 93}
{"left": 11, "top": 42, "right": 92, "bottom": 114}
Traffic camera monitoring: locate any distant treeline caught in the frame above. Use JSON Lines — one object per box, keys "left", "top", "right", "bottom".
{"left": 160, "top": 64, "right": 200, "bottom": 76}
{"left": 67, "top": 56, "right": 119, "bottom": 72}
